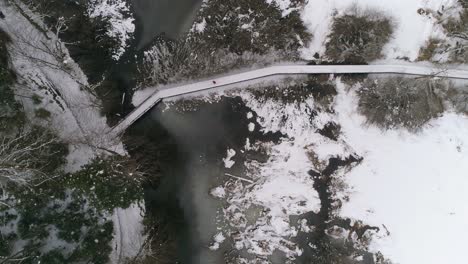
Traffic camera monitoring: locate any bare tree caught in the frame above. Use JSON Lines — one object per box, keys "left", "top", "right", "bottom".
{"left": 0, "top": 127, "right": 66, "bottom": 193}
{"left": 5, "top": 0, "right": 81, "bottom": 80}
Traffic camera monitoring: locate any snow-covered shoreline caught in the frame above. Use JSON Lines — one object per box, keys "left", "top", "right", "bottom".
{"left": 336, "top": 80, "right": 468, "bottom": 264}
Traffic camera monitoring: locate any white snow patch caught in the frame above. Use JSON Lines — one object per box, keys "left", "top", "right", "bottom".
{"left": 209, "top": 232, "right": 226, "bottom": 250}
{"left": 335, "top": 80, "right": 468, "bottom": 264}
{"left": 244, "top": 138, "right": 253, "bottom": 151}
{"left": 111, "top": 203, "right": 146, "bottom": 263}
{"left": 192, "top": 18, "right": 207, "bottom": 33}
{"left": 266, "top": 0, "right": 298, "bottom": 17}
{"left": 223, "top": 148, "right": 237, "bottom": 169}
{"left": 248, "top": 122, "right": 255, "bottom": 132}
{"left": 210, "top": 186, "right": 226, "bottom": 199}
{"left": 248, "top": 139, "right": 321, "bottom": 217}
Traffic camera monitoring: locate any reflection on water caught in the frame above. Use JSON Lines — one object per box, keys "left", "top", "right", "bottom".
{"left": 127, "top": 97, "right": 282, "bottom": 263}
{"left": 131, "top": 0, "right": 203, "bottom": 48}
{"left": 129, "top": 97, "right": 257, "bottom": 263}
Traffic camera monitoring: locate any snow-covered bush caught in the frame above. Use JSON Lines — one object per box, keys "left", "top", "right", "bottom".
{"left": 246, "top": 75, "right": 336, "bottom": 109}
{"left": 442, "top": 7, "right": 468, "bottom": 63}
{"left": 357, "top": 77, "right": 446, "bottom": 130}
{"left": 190, "top": 0, "right": 310, "bottom": 55}
{"left": 138, "top": 0, "right": 311, "bottom": 87}
{"left": 325, "top": 8, "right": 393, "bottom": 63}
{"left": 86, "top": 0, "right": 135, "bottom": 61}
{"left": 139, "top": 38, "right": 293, "bottom": 86}
{"left": 307, "top": 75, "right": 338, "bottom": 109}
{"left": 417, "top": 38, "right": 445, "bottom": 62}
{"left": 446, "top": 87, "right": 468, "bottom": 114}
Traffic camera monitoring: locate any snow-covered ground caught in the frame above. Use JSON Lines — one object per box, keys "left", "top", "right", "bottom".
{"left": 335, "top": 80, "right": 468, "bottom": 264}
{"left": 111, "top": 203, "right": 147, "bottom": 264}
{"left": 224, "top": 92, "right": 324, "bottom": 258}
{"left": 203, "top": 77, "right": 468, "bottom": 263}
{"left": 208, "top": 75, "right": 468, "bottom": 263}
{"left": 199, "top": 82, "right": 349, "bottom": 260}
{"left": 4, "top": 0, "right": 465, "bottom": 262}
{"left": 300, "top": 0, "right": 459, "bottom": 61}
{"left": 296, "top": 2, "right": 468, "bottom": 261}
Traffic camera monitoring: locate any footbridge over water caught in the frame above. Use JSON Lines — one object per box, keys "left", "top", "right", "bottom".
{"left": 111, "top": 64, "right": 468, "bottom": 135}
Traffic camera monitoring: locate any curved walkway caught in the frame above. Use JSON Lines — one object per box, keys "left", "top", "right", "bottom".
{"left": 112, "top": 64, "right": 468, "bottom": 135}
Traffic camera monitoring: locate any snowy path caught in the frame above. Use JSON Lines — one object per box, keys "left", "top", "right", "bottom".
{"left": 112, "top": 64, "right": 468, "bottom": 134}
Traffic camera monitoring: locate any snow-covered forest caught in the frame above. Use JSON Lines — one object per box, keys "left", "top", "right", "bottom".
{"left": 1, "top": 0, "right": 468, "bottom": 263}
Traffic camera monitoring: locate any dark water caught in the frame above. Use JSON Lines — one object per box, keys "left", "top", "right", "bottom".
{"left": 126, "top": 97, "right": 283, "bottom": 263}
{"left": 131, "top": 0, "right": 203, "bottom": 48}
{"left": 105, "top": 0, "right": 203, "bottom": 124}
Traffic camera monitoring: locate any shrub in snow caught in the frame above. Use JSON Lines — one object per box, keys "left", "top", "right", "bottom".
{"left": 35, "top": 107, "right": 52, "bottom": 119}
{"left": 87, "top": 0, "right": 135, "bottom": 60}
{"left": 306, "top": 75, "right": 338, "bottom": 109}
{"left": 191, "top": 0, "right": 310, "bottom": 55}
{"left": 247, "top": 76, "right": 336, "bottom": 110}
{"left": 416, "top": 38, "right": 445, "bottom": 62}
{"left": 442, "top": 7, "right": 468, "bottom": 63}
{"left": 138, "top": 38, "right": 295, "bottom": 86}
{"left": 357, "top": 77, "right": 447, "bottom": 130}
{"left": 446, "top": 87, "right": 468, "bottom": 114}
{"left": 325, "top": 9, "right": 393, "bottom": 63}
{"left": 138, "top": 0, "right": 311, "bottom": 87}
